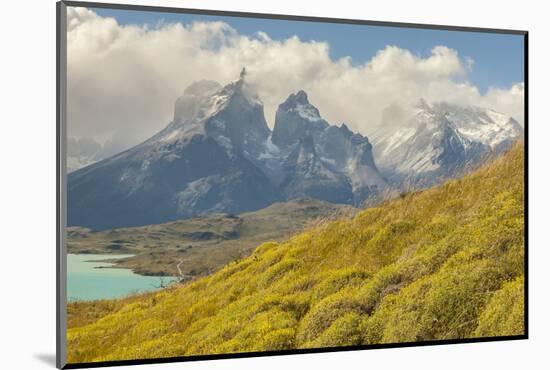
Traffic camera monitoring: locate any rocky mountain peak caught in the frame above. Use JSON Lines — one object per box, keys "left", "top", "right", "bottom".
{"left": 289, "top": 90, "right": 309, "bottom": 104}
{"left": 167, "top": 71, "right": 270, "bottom": 156}
{"left": 272, "top": 90, "right": 329, "bottom": 147}
{"left": 279, "top": 90, "right": 318, "bottom": 115}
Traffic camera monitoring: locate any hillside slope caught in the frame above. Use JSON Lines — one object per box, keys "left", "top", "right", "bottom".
{"left": 67, "top": 143, "right": 525, "bottom": 363}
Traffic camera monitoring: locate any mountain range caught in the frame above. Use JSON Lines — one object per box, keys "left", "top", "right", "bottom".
{"left": 371, "top": 99, "right": 523, "bottom": 186}
{"left": 68, "top": 71, "right": 522, "bottom": 230}
{"left": 68, "top": 73, "right": 385, "bottom": 230}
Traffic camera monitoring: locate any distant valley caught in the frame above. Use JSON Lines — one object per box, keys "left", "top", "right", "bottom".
{"left": 67, "top": 198, "right": 357, "bottom": 278}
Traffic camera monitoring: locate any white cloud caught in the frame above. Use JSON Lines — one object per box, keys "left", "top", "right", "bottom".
{"left": 66, "top": 7, "right": 524, "bottom": 155}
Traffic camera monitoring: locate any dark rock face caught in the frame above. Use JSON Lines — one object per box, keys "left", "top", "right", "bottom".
{"left": 270, "top": 90, "right": 386, "bottom": 206}
{"left": 278, "top": 135, "right": 355, "bottom": 204}
{"left": 433, "top": 119, "right": 485, "bottom": 174}
{"left": 204, "top": 80, "right": 270, "bottom": 158}
{"left": 68, "top": 134, "right": 281, "bottom": 230}
{"left": 272, "top": 90, "right": 329, "bottom": 147}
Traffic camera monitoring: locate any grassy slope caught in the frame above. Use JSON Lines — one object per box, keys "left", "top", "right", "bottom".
{"left": 67, "top": 143, "right": 525, "bottom": 363}
{"left": 68, "top": 198, "right": 356, "bottom": 277}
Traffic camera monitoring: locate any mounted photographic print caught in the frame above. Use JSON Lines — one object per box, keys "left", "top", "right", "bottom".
{"left": 56, "top": 1, "right": 528, "bottom": 368}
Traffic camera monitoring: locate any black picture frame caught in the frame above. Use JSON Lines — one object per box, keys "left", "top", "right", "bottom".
{"left": 56, "top": 1, "right": 529, "bottom": 368}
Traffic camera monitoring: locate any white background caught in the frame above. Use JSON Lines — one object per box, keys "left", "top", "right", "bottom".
{"left": 1, "top": 0, "right": 548, "bottom": 369}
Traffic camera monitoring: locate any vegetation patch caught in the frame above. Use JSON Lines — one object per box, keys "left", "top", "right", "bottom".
{"left": 67, "top": 142, "right": 525, "bottom": 363}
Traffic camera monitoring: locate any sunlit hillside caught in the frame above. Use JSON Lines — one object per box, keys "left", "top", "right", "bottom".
{"left": 67, "top": 142, "right": 525, "bottom": 364}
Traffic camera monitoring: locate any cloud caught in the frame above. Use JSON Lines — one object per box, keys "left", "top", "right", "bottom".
{"left": 67, "top": 7, "right": 524, "bottom": 155}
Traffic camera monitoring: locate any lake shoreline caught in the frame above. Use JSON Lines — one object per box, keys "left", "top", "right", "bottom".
{"left": 67, "top": 254, "right": 178, "bottom": 302}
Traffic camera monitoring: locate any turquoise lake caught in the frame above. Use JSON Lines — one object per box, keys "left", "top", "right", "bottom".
{"left": 67, "top": 254, "right": 178, "bottom": 301}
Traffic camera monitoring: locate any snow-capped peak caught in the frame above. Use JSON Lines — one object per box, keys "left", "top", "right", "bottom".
{"left": 371, "top": 99, "right": 523, "bottom": 186}
{"left": 280, "top": 90, "right": 323, "bottom": 122}
{"left": 431, "top": 102, "right": 522, "bottom": 149}
{"left": 168, "top": 70, "right": 270, "bottom": 148}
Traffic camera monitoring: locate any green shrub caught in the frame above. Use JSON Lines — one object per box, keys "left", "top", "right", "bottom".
{"left": 308, "top": 312, "right": 363, "bottom": 348}
{"left": 475, "top": 276, "right": 524, "bottom": 337}
{"left": 296, "top": 288, "right": 362, "bottom": 344}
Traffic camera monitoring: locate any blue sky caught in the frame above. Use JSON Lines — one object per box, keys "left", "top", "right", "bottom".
{"left": 94, "top": 7, "right": 524, "bottom": 95}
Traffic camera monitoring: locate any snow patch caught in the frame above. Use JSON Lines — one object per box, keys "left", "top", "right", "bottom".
{"left": 215, "top": 135, "right": 233, "bottom": 151}
{"left": 321, "top": 157, "right": 337, "bottom": 166}
{"left": 175, "top": 177, "right": 213, "bottom": 213}
{"left": 292, "top": 103, "right": 322, "bottom": 122}
{"left": 265, "top": 135, "right": 280, "bottom": 154}
{"left": 210, "top": 118, "right": 226, "bottom": 130}
{"left": 380, "top": 127, "right": 416, "bottom": 156}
